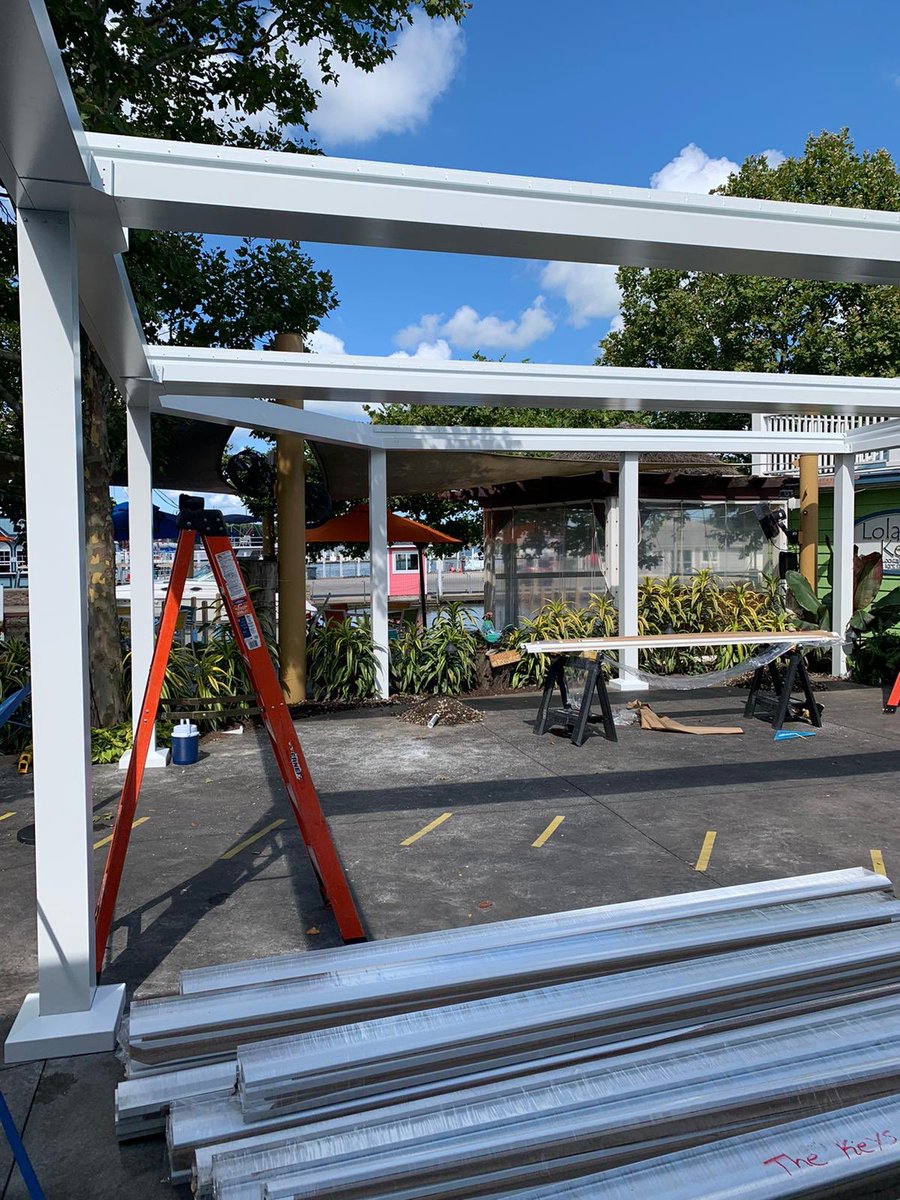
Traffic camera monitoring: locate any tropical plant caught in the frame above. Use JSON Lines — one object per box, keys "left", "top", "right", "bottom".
{"left": 390, "top": 623, "right": 428, "bottom": 695}
{"left": 785, "top": 549, "right": 900, "bottom": 637}
{"left": 0, "top": 637, "right": 31, "bottom": 754}
{"left": 308, "top": 618, "right": 378, "bottom": 703}
{"left": 90, "top": 720, "right": 173, "bottom": 765}
{"left": 419, "top": 604, "right": 479, "bottom": 694}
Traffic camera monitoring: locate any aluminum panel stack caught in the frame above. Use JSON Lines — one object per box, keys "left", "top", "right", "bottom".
{"left": 124, "top": 890, "right": 900, "bottom": 1074}
{"left": 112, "top": 869, "right": 900, "bottom": 1200}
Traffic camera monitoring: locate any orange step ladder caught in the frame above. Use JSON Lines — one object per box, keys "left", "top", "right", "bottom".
{"left": 94, "top": 496, "right": 365, "bottom": 976}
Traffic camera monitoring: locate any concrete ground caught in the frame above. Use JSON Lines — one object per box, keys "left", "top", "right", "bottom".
{"left": 0, "top": 679, "right": 897, "bottom": 1197}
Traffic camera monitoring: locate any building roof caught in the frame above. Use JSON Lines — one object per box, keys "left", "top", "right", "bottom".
{"left": 305, "top": 504, "right": 460, "bottom": 545}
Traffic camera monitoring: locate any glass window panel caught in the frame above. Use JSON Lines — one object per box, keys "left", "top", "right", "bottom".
{"left": 639, "top": 500, "right": 775, "bottom": 582}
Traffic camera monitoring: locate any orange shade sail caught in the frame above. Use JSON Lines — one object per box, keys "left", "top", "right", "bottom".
{"left": 305, "top": 503, "right": 460, "bottom": 546}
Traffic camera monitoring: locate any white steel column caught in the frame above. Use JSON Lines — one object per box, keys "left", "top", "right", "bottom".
{"left": 369, "top": 449, "right": 390, "bottom": 699}
{"left": 6, "top": 211, "right": 124, "bottom": 1061}
{"left": 832, "top": 453, "right": 856, "bottom": 678}
{"left": 120, "top": 401, "right": 168, "bottom": 769}
{"left": 609, "top": 452, "right": 648, "bottom": 692}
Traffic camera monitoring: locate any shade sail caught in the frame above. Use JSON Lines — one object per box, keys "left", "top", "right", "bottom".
{"left": 305, "top": 504, "right": 460, "bottom": 545}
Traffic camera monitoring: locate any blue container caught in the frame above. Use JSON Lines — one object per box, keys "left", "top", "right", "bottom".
{"left": 171, "top": 722, "right": 200, "bottom": 766}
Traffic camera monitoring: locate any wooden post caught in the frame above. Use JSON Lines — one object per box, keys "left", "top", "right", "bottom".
{"left": 274, "top": 332, "right": 307, "bottom": 703}
{"left": 261, "top": 511, "right": 276, "bottom": 559}
{"left": 799, "top": 454, "right": 819, "bottom": 589}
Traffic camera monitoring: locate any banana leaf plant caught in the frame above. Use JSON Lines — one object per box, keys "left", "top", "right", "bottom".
{"left": 786, "top": 545, "right": 900, "bottom": 642}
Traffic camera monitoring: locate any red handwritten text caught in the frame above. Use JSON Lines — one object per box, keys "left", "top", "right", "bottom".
{"left": 763, "top": 1129, "right": 898, "bottom": 1178}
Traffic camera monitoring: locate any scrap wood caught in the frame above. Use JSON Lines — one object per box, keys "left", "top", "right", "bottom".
{"left": 628, "top": 701, "right": 743, "bottom": 736}
{"left": 487, "top": 648, "right": 521, "bottom": 668}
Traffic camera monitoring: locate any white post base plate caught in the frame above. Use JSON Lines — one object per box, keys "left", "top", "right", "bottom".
{"left": 608, "top": 677, "right": 650, "bottom": 693}
{"left": 118, "top": 746, "right": 170, "bottom": 770}
{"left": 4, "top": 984, "right": 126, "bottom": 1063}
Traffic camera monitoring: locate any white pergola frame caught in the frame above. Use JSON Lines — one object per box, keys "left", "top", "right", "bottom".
{"left": 2, "top": 0, "right": 899, "bottom": 1059}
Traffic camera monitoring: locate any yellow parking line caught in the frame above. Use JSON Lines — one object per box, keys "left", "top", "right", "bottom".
{"left": 401, "top": 812, "right": 452, "bottom": 847}
{"left": 694, "top": 830, "right": 717, "bottom": 872}
{"left": 0, "top": 811, "right": 15, "bottom": 822}
{"left": 871, "top": 849, "right": 887, "bottom": 876}
{"left": 533, "top": 815, "right": 565, "bottom": 848}
{"left": 220, "top": 818, "right": 286, "bottom": 860}
{"left": 94, "top": 815, "right": 150, "bottom": 851}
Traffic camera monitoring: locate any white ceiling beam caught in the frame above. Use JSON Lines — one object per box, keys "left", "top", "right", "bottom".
{"left": 845, "top": 419, "right": 900, "bottom": 454}
{"left": 152, "top": 394, "right": 382, "bottom": 449}
{"left": 89, "top": 133, "right": 900, "bottom": 285}
{"left": 152, "top": 392, "right": 847, "bottom": 456}
{"left": 145, "top": 345, "right": 900, "bottom": 419}
{"left": 372, "top": 426, "right": 847, "bottom": 456}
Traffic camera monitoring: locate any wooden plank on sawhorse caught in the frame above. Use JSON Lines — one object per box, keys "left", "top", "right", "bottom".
{"left": 533, "top": 656, "right": 617, "bottom": 747}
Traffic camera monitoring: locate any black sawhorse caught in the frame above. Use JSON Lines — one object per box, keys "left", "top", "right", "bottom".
{"left": 534, "top": 645, "right": 822, "bottom": 747}
{"left": 743, "top": 647, "right": 823, "bottom": 732}
{"left": 533, "top": 656, "right": 617, "bottom": 747}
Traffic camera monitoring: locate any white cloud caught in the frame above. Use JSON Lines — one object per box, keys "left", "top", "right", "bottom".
{"left": 395, "top": 298, "right": 555, "bottom": 354}
{"left": 539, "top": 262, "right": 621, "bottom": 329}
{"left": 650, "top": 142, "right": 787, "bottom": 194}
{"left": 306, "top": 20, "right": 464, "bottom": 147}
{"left": 650, "top": 143, "right": 740, "bottom": 193}
{"left": 390, "top": 338, "right": 453, "bottom": 361}
{"left": 306, "top": 328, "right": 346, "bottom": 355}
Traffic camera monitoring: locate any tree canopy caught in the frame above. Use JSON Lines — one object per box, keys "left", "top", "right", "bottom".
{"left": 599, "top": 130, "right": 900, "bottom": 429}
{"left": 53, "top": 0, "right": 468, "bottom": 152}
{"left": 0, "top": 0, "right": 470, "bottom": 722}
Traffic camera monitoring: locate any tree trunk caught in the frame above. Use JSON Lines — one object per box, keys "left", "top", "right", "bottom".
{"left": 82, "top": 343, "right": 126, "bottom": 727}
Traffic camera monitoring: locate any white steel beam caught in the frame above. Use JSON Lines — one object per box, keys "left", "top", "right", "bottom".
{"left": 369, "top": 450, "right": 390, "bottom": 699}
{"left": 89, "top": 133, "right": 900, "bottom": 286}
{"left": 371, "top": 425, "right": 846, "bottom": 456}
{"left": 145, "top": 346, "right": 900, "bottom": 421}
{"left": 152, "top": 392, "right": 848, "bottom": 456}
{"left": 608, "top": 452, "right": 647, "bottom": 693}
{"left": 6, "top": 210, "right": 124, "bottom": 1061}
{"left": 151, "top": 394, "right": 381, "bottom": 449}
{"left": 845, "top": 419, "right": 900, "bottom": 455}
{"left": 832, "top": 455, "right": 856, "bottom": 678}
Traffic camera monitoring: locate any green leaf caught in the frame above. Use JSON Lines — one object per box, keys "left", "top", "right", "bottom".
{"left": 785, "top": 570, "right": 824, "bottom": 618}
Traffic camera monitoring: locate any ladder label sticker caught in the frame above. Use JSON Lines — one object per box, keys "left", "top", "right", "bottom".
{"left": 289, "top": 747, "right": 304, "bottom": 780}
{"left": 215, "top": 551, "right": 247, "bottom": 601}
{"left": 237, "top": 613, "right": 262, "bottom": 651}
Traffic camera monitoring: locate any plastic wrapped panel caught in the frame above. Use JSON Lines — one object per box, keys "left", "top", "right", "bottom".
{"left": 178, "top": 869, "right": 890, "bottom": 996}
{"left": 236, "top": 924, "right": 900, "bottom": 1118}
{"left": 124, "top": 895, "right": 900, "bottom": 1073}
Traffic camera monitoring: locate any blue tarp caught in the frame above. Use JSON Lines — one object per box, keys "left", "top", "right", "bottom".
{"left": 112, "top": 503, "right": 178, "bottom": 541}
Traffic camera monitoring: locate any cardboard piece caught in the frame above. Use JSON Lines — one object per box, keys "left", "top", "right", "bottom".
{"left": 628, "top": 702, "right": 743, "bottom": 736}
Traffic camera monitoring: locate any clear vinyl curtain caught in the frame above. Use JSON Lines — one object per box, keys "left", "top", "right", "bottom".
{"left": 486, "top": 502, "right": 608, "bottom": 627}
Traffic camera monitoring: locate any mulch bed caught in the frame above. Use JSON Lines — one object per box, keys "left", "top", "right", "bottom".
{"left": 398, "top": 696, "right": 484, "bottom": 727}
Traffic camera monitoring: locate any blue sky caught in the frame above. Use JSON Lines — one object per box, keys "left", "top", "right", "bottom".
{"left": 145, "top": 0, "right": 900, "bottom": 512}
{"left": 298, "top": 0, "right": 900, "bottom": 372}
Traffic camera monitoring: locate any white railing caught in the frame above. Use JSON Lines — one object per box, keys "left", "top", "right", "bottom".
{"left": 758, "top": 414, "right": 890, "bottom": 475}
